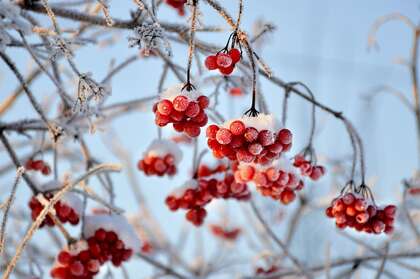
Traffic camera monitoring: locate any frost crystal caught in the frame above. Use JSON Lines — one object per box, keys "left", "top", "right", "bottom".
{"left": 74, "top": 72, "right": 110, "bottom": 113}
{"left": 128, "top": 23, "right": 171, "bottom": 56}
{"left": 49, "top": 36, "right": 74, "bottom": 61}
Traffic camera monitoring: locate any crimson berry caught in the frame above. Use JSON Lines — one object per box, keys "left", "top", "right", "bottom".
{"left": 219, "top": 65, "right": 234, "bottom": 75}
{"left": 173, "top": 95, "right": 189, "bottom": 111}
{"left": 185, "top": 124, "right": 201, "bottom": 137}
{"left": 185, "top": 102, "right": 200, "bottom": 118}
{"left": 244, "top": 127, "right": 259, "bottom": 142}
{"left": 229, "top": 120, "right": 245, "bottom": 136}
{"left": 69, "top": 261, "right": 84, "bottom": 276}
{"left": 228, "top": 48, "right": 241, "bottom": 63}
{"left": 277, "top": 129, "right": 292, "bottom": 145}
{"left": 197, "top": 95, "right": 209, "bottom": 109}
{"left": 157, "top": 99, "right": 173, "bottom": 116}
{"left": 280, "top": 189, "right": 296, "bottom": 205}
{"left": 216, "top": 128, "right": 232, "bottom": 145}
{"left": 205, "top": 55, "right": 218, "bottom": 70}
{"left": 216, "top": 53, "right": 233, "bottom": 68}
{"left": 57, "top": 251, "right": 72, "bottom": 265}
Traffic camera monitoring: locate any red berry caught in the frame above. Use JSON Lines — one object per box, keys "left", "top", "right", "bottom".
{"left": 95, "top": 228, "right": 107, "bottom": 241}
{"left": 325, "top": 207, "right": 334, "bottom": 218}
{"left": 229, "top": 120, "right": 245, "bottom": 136}
{"left": 206, "top": 125, "right": 219, "bottom": 139}
{"left": 258, "top": 130, "right": 274, "bottom": 146}
{"left": 248, "top": 143, "right": 263, "bottom": 155}
{"left": 384, "top": 205, "right": 396, "bottom": 217}
{"left": 173, "top": 95, "right": 189, "bottom": 111}
{"left": 69, "top": 261, "right": 84, "bottom": 276}
{"left": 41, "top": 165, "right": 51, "bottom": 175}
{"left": 185, "top": 124, "right": 201, "bottom": 137}
{"left": 236, "top": 149, "right": 255, "bottom": 163}
{"left": 57, "top": 251, "right": 72, "bottom": 265}
{"left": 244, "top": 127, "right": 259, "bottom": 142}
{"left": 216, "top": 53, "right": 233, "bottom": 68}
{"left": 216, "top": 128, "right": 232, "bottom": 145}
{"left": 342, "top": 193, "right": 355, "bottom": 205}
{"left": 277, "top": 129, "right": 292, "bottom": 145}
{"left": 205, "top": 55, "right": 218, "bottom": 70}
{"left": 197, "top": 95, "right": 209, "bottom": 109}
{"left": 32, "top": 160, "right": 44, "bottom": 171}
{"left": 185, "top": 102, "right": 200, "bottom": 118}
{"left": 87, "top": 259, "right": 100, "bottom": 273}
{"left": 157, "top": 99, "right": 173, "bottom": 116}
{"left": 280, "top": 189, "right": 296, "bottom": 205}
{"left": 228, "top": 48, "right": 241, "bottom": 63}
{"left": 219, "top": 65, "right": 234, "bottom": 75}
{"left": 239, "top": 165, "right": 255, "bottom": 181}
{"left": 155, "top": 113, "right": 170, "bottom": 127}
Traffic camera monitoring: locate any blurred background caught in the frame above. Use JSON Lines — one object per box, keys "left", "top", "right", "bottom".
{"left": 1, "top": 0, "right": 420, "bottom": 278}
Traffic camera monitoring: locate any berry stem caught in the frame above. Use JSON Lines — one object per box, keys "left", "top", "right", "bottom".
{"left": 243, "top": 39, "right": 259, "bottom": 117}
{"left": 185, "top": 0, "right": 199, "bottom": 91}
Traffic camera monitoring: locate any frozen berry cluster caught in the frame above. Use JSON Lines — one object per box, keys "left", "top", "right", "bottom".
{"left": 205, "top": 48, "right": 241, "bottom": 76}
{"left": 233, "top": 160, "right": 303, "bottom": 205}
{"left": 50, "top": 228, "right": 133, "bottom": 278}
{"left": 166, "top": 173, "right": 250, "bottom": 226}
{"left": 137, "top": 139, "right": 182, "bottom": 177}
{"left": 25, "top": 158, "right": 51, "bottom": 176}
{"left": 154, "top": 84, "right": 209, "bottom": 137}
{"left": 29, "top": 193, "right": 80, "bottom": 227}
{"left": 206, "top": 115, "right": 292, "bottom": 164}
{"left": 255, "top": 265, "right": 280, "bottom": 277}
{"left": 209, "top": 224, "right": 241, "bottom": 241}
{"left": 325, "top": 192, "right": 396, "bottom": 234}
{"left": 293, "top": 154, "right": 326, "bottom": 181}
{"left": 138, "top": 154, "right": 177, "bottom": 177}
{"left": 165, "top": 0, "right": 187, "bottom": 16}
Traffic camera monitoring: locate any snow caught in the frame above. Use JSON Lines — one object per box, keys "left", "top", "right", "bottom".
{"left": 160, "top": 83, "right": 201, "bottom": 102}
{"left": 144, "top": 139, "right": 183, "bottom": 164}
{"left": 83, "top": 214, "right": 141, "bottom": 251}
{"left": 222, "top": 113, "right": 281, "bottom": 133}
{"left": 169, "top": 179, "right": 199, "bottom": 198}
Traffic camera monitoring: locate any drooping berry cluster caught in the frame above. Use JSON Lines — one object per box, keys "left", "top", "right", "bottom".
{"left": 164, "top": 0, "right": 187, "bottom": 16}
{"left": 325, "top": 192, "right": 396, "bottom": 234}
{"left": 293, "top": 154, "right": 326, "bottom": 181}
{"left": 233, "top": 158, "right": 304, "bottom": 205}
{"left": 209, "top": 224, "right": 241, "bottom": 241}
{"left": 166, "top": 171, "right": 250, "bottom": 226}
{"left": 25, "top": 158, "right": 51, "bottom": 175}
{"left": 153, "top": 84, "right": 209, "bottom": 137}
{"left": 137, "top": 139, "right": 182, "bottom": 177}
{"left": 50, "top": 228, "right": 134, "bottom": 279}
{"left": 206, "top": 114, "right": 292, "bottom": 164}
{"left": 205, "top": 48, "right": 241, "bottom": 76}
{"left": 29, "top": 193, "right": 80, "bottom": 227}
{"left": 255, "top": 265, "right": 280, "bottom": 277}
{"left": 138, "top": 154, "right": 177, "bottom": 176}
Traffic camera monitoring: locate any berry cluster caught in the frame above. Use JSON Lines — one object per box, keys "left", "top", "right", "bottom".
{"left": 153, "top": 84, "right": 209, "bottom": 137}
{"left": 137, "top": 139, "right": 182, "bottom": 177}
{"left": 209, "top": 224, "right": 241, "bottom": 241}
{"left": 25, "top": 158, "right": 51, "bottom": 175}
{"left": 234, "top": 159, "right": 303, "bottom": 205}
{"left": 29, "top": 193, "right": 80, "bottom": 227}
{"left": 165, "top": 0, "right": 187, "bottom": 16}
{"left": 166, "top": 172, "right": 250, "bottom": 226}
{"left": 206, "top": 115, "right": 292, "bottom": 164}
{"left": 50, "top": 228, "right": 134, "bottom": 279}
{"left": 325, "top": 192, "right": 396, "bottom": 234}
{"left": 293, "top": 154, "right": 326, "bottom": 181}
{"left": 205, "top": 48, "right": 241, "bottom": 76}
{"left": 138, "top": 154, "right": 177, "bottom": 177}
{"left": 255, "top": 265, "right": 280, "bottom": 277}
